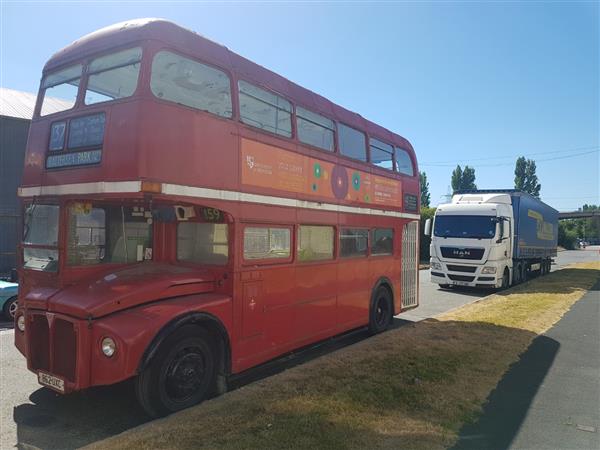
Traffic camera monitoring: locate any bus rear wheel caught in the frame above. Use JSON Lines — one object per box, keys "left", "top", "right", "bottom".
{"left": 369, "top": 286, "right": 393, "bottom": 334}
{"left": 135, "top": 326, "right": 216, "bottom": 418}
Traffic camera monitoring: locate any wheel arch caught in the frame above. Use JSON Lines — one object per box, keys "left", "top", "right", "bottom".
{"left": 137, "top": 311, "right": 231, "bottom": 380}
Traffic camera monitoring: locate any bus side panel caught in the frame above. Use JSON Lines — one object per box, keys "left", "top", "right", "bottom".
{"left": 336, "top": 258, "right": 371, "bottom": 329}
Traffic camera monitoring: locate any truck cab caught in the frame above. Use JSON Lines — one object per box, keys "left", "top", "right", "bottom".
{"left": 427, "top": 192, "right": 513, "bottom": 289}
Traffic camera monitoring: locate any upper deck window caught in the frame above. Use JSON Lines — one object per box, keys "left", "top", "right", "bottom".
{"left": 394, "top": 147, "right": 414, "bottom": 176}
{"left": 40, "top": 64, "right": 82, "bottom": 116}
{"left": 370, "top": 138, "right": 394, "bottom": 170}
{"left": 151, "top": 51, "right": 232, "bottom": 118}
{"left": 85, "top": 47, "right": 142, "bottom": 105}
{"left": 338, "top": 123, "right": 367, "bottom": 161}
{"left": 239, "top": 80, "right": 292, "bottom": 138}
{"left": 296, "top": 106, "right": 335, "bottom": 152}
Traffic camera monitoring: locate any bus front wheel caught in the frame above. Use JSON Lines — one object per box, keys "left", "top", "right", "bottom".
{"left": 135, "top": 325, "right": 217, "bottom": 418}
{"left": 369, "top": 286, "right": 393, "bottom": 334}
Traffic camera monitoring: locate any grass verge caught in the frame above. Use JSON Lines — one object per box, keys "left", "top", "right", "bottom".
{"left": 90, "top": 262, "right": 600, "bottom": 450}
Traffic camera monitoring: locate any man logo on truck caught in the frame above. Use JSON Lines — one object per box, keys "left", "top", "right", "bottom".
{"left": 452, "top": 249, "right": 472, "bottom": 257}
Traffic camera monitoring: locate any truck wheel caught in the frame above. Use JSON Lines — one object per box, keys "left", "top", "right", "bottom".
{"left": 2, "top": 297, "right": 17, "bottom": 320}
{"left": 135, "top": 326, "right": 217, "bottom": 418}
{"left": 369, "top": 286, "right": 393, "bottom": 334}
{"left": 500, "top": 269, "right": 510, "bottom": 290}
{"left": 512, "top": 264, "right": 521, "bottom": 285}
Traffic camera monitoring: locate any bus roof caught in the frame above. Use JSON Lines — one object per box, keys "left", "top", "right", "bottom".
{"left": 43, "top": 18, "right": 414, "bottom": 153}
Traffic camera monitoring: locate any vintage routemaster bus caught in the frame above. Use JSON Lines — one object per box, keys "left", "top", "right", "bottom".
{"left": 15, "top": 19, "right": 420, "bottom": 417}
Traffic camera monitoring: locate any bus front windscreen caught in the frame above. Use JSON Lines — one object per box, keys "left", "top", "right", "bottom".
{"left": 434, "top": 215, "right": 497, "bottom": 239}
{"left": 23, "top": 204, "right": 60, "bottom": 271}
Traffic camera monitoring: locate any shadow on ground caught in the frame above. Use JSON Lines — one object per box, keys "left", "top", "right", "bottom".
{"left": 12, "top": 319, "right": 412, "bottom": 449}
{"left": 451, "top": 334, "right": 560, "bottom": 450}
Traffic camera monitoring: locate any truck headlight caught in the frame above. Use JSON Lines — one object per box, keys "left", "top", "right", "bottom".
{"left": 17, "top": 315, "right": 25, "bottom": 332}
{"left": 482, "top": 266, "right": 497, "bottom": 274}
{"left": 431, "top": 261, "right": 442, "bottom": 270}
{"left": 101, "top": 337, "right": 116, "bottom": 357}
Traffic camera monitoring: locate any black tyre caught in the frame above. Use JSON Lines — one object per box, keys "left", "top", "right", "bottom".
{"left": 369, "top": 286, "right": 393, "bottom": 334}
{"left": 2, "top": 297, "right": 17, "bottom": 320}
{"left": 135, "top": 326, "right": 217, "bottom": 418}
{"left": 521, "top": 263, "right": 528, "bottom": 283}
{"left": 512, "top": 264, "right": 521, "bottom": 285}
{"left": 499, "top": 269, "right": 510, "bottom": 290}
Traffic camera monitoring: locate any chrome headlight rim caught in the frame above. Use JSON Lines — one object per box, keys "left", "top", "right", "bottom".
{"left": 16, "top": 314, "right": 25, "bottom": 332}
{"left": 101, "top": 336, "right": 116, "bottom": 358}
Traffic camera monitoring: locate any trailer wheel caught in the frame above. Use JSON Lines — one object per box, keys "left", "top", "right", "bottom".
{"left": 135, "top": 325, "right": 216, "bottom": 418}
{"left": 369, "top": 286, "right": 393, "bottom": 334}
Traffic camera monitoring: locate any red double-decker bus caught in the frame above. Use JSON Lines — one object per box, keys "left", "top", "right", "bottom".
{"left": 15, "top": 19, "right": 420, "bottom": 417}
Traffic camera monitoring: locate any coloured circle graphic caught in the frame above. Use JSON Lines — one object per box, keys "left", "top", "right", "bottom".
{"left": 352, "top": 172, "right": 361, "bottom": 191}
{"left": 313, "top": 163, "right": 322, "bottom": 178}
{"left": 331, "top": 165, "right": 349, "bottom": 199}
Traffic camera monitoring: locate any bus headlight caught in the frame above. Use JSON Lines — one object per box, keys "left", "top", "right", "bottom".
{"left": 17, "top": 315, "right": 25, "bottom": 332}
{"left": 482, "top": 266, "right": 497, "bottom": 274}
{"left": 101, "top": 337, "right": 116, "bottom": 357}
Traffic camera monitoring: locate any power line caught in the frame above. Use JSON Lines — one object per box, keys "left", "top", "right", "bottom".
{"left": 421, "top": 145, "right": 600, "bottom": 166}
{"left": 421, "top": 149, "right": 599, "bottom": 167}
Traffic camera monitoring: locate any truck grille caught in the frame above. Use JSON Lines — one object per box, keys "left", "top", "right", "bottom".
{"left": 441, "top": 247, "right": 485, "bottom": 260}
{"left": 446, "top": 264, "right": 477, "bottom": 273}
{"left": 448, "top": 274, "right": 475, "bottom": 282}
{"left": 28, "top": 313, "right": 77, "bottom": 382}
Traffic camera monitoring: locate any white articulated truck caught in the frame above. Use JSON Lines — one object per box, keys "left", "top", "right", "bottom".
{"left": 424, "top": 190, "right": 558, "bottom": 289}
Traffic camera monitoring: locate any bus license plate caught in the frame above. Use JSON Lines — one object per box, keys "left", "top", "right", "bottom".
{"left": 454, "top": 281, "right": 469, "bottom": 286}
{"left": 38, "top": 372, "right": 65, "bottom": 393}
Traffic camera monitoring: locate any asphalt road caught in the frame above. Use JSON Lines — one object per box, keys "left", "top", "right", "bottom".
{"left": 0, "top": 248, "right": 598, "bottom": 449}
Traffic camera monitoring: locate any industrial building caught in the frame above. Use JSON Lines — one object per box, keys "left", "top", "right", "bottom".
{"left": 0, "top": 88, "right": 69, "bottom": 279}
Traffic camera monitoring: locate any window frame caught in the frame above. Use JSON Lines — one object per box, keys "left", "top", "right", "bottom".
{"left": 339, "top": 227, "right": 369, "bottom": 259}
{"left": 237, "top": 78, "right": 293, "bottom": 139}
{"left": 175, "top": 220, "right": 231, "bottom": 267}
{"left": 393, "top": 146, "right": 416, "bottom": 177}
{"left": 296, "top": 224, "right": 336, "bottom": 264}
{"left": 295, "top": 105, "right": 336, "bottom": 153}
{"left": 39, "top": 63, "right": 83, "bottom": 117}
{"left": 337, "top": 122, "right": 368, "bottom": 162}
{"left": 369, "top": 137, "right": 395, "bottom": 172}
{"left": 149, "top": 48, "right": 235, "bottom": 120}
{"left": 370, "top": 227, "right": 395, "bottom": 257}
{"left": 83, "top": 46, "right": 144, "bottom": 107}
{"left": 241, "top": 223, "right": 293, "bottom": 265}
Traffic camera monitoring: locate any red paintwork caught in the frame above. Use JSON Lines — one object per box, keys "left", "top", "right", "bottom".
{"left": 16, "top": 19, "right": 420, "bottom": 394}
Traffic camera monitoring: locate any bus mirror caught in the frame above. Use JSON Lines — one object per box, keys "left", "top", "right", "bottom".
{"left": 424, "top": 218, "right": 432, "bottom": 236}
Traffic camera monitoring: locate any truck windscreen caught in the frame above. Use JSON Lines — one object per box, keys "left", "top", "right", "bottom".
{"left": 434, "top": 215, "right": 497, "bottom": 239}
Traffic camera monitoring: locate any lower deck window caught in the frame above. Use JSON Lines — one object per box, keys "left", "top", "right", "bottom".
{"left": 177, "top": 222, "right": 229, "bottom": 265}
{"left": 372, "top": 228, "right": 394, "bottom": 255}
{"left": 244, "top": 226, "right": 290, "bottom": 260}
{"left": 340, "top": 228, "right": 368, "bottom": 258}
{"left": 67, "top": 204, "right": 152, "bottom": 265}
{"left": 298, "top": 225, "right": 334, "bottom": 262}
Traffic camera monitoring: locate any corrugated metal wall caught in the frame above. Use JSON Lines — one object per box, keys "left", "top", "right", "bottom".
{"left": 0, "top": 116, "right": 29, "bottom": 277}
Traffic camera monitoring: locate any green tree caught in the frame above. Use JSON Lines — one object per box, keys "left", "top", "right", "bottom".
{"left": 451, "top": 165, "right": 477, "bottom": 193}
{"left": 514, "top": 156, "right": 541, "bottom": 198}
{"left": 419, "top": 171, "right": 431, "bottom": 207}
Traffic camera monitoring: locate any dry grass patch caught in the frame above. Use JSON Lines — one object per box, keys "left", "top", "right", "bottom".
{"left": 90, "top": 262, "right": 599, "bottom": 450}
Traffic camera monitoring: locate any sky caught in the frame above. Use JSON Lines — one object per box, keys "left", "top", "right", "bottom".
{"left": 1, "top": 1, "right": 598, "bottom": 211}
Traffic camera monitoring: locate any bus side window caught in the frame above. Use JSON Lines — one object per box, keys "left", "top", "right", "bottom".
{"left": 371, "top": 228, "right": 394, "bottom": 256}
{"left": 297, "top": 225, "right": 334, "bottom": 262}
{"left": 338, "top": 123, "right": 367, "bottom": 162}
{"left": 394, "top": 148, "right": 414, "bottom": 176}
{"left": 238, "top": 80, "right": 292, "bottom": 138}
